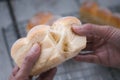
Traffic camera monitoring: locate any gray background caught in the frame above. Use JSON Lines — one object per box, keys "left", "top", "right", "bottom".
{"left": 0, "top": 0, "right": 120, "bottom": 80}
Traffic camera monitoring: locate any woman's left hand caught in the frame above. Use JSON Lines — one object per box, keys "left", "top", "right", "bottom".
{"left": 9, "top": 43, "right": 57, "bottom": 80}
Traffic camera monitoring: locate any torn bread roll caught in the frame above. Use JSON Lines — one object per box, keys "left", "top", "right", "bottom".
{"left": 11, "top": 16, "right": 86, "bottom": 75}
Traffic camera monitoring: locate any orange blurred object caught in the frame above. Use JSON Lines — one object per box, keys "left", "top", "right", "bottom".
{"left": 26, "top": 12, "right": 61, "bottom": 31}
{"left": 80, "top": 2, "right": 120, "bottom": 28}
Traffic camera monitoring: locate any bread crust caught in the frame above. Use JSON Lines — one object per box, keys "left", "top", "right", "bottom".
{"left": 11, "top": 16, "right": 86, "bottom": 75}
{"left": 80, "top": 2, "right": 120, "bottom": 28}
{"left": 26, "top": 12, "right": 61, "bottom": 31}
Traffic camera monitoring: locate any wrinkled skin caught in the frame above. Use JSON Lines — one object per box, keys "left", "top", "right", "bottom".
{"left": 9, "top": 43, "right": 57, "bottom": 80}
{"left": 72, "top": 24, "right": 120, "bottom": 68}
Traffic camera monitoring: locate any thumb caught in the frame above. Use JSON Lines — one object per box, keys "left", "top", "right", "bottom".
{"left": 16, "top": 43, "right": 40, "bottom": 78}
{"left": 72, "top": 23, "right": 115, "bottom": 41}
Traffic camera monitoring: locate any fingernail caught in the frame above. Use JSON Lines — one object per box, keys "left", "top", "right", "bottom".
{"left": 72, "top": 24, "right": 81, "bottom": 30}
{"left": 30, "top": 43, "right": 40, "bottom": 54}
{"left": 72, "top": 24, "right": 86, "bottom": 36}
{"left": 72, "top": 24, "right": 84, "bottom": 33}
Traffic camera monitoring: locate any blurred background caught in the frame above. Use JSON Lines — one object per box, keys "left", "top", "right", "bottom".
{"left": 0, "top": 0, "right": 120, "bottom": 80}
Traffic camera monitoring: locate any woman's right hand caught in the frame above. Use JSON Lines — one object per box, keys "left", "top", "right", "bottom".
{"left": 72, "top": 24, "right": 120, "bottom": 68}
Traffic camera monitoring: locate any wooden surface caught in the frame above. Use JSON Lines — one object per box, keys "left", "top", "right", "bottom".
{"left": 0, "top": 0, "right": 120, "bottom": 80}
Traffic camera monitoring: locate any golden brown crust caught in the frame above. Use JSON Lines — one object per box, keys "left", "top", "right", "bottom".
{"left": 26, "top": 12, "right": 53, "bottom": 31}
{"left": 26, "top": 12, "right": 61, "bottom": 32}
{"left": 80, "top": 2, "right": 120, "bottom": 28}
{"left": 11, "top": 16, "right": 86, "bottom": 75}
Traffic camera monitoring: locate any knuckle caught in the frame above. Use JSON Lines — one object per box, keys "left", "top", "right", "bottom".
{"left": 103, "top": 26, "right": 115, "bottom": 41}
{"left": 104, "top": 26, "right": 120, "bottom": 48}
{"left": 84, "top": 23, "right": 93, "bottom": 30}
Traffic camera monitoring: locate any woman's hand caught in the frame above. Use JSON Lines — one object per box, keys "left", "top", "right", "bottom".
{"left": 72, "top": 24, "right": 120, "bottom": 68}
{"left": 9, "top": 43, "right": 57, "bottom": 80}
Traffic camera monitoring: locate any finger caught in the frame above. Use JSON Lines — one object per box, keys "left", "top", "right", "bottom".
{"left": 9, "top": 74, "right": 14, "bottom": 80}
{"left": 80, "top": 31, "right": 94, "bottom": 51}
{"left": 72, "top": 23, "right": 114, "bottom": 41}
{"left": 93, "top": 37, "right": 105, "bottom": 49}
{"left": 12, "top": 66, "right": 19, "bottom": 76}
{"left": 82, "top": 42, "right": 93, "bottom": 51}
{"left": 17, "top": 43, "right": 41, "bottom": 77}
{"left": 9, "top": 66, "right": 19, "bottom": 80}
{"left": 86, "top": 34, "right": 94, "bottom": 43}
{"left": 37, "top": 68, "right": 57, "bottom": 80}
{"left": 74, "top": 54, "right": 100, "bottom": 64}
{"left": 72, "top": 24, "right": 94, "bottom": 41}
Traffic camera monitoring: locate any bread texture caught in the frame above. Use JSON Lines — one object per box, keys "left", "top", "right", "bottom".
{"left": 26, "top": 12, "right": 61, "bottom": 31}
{"left": 80, "top": 2, "right": 120, "bottom": 28}
{"left": 11, "top": 16, "right": 86, "bottom": 75}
